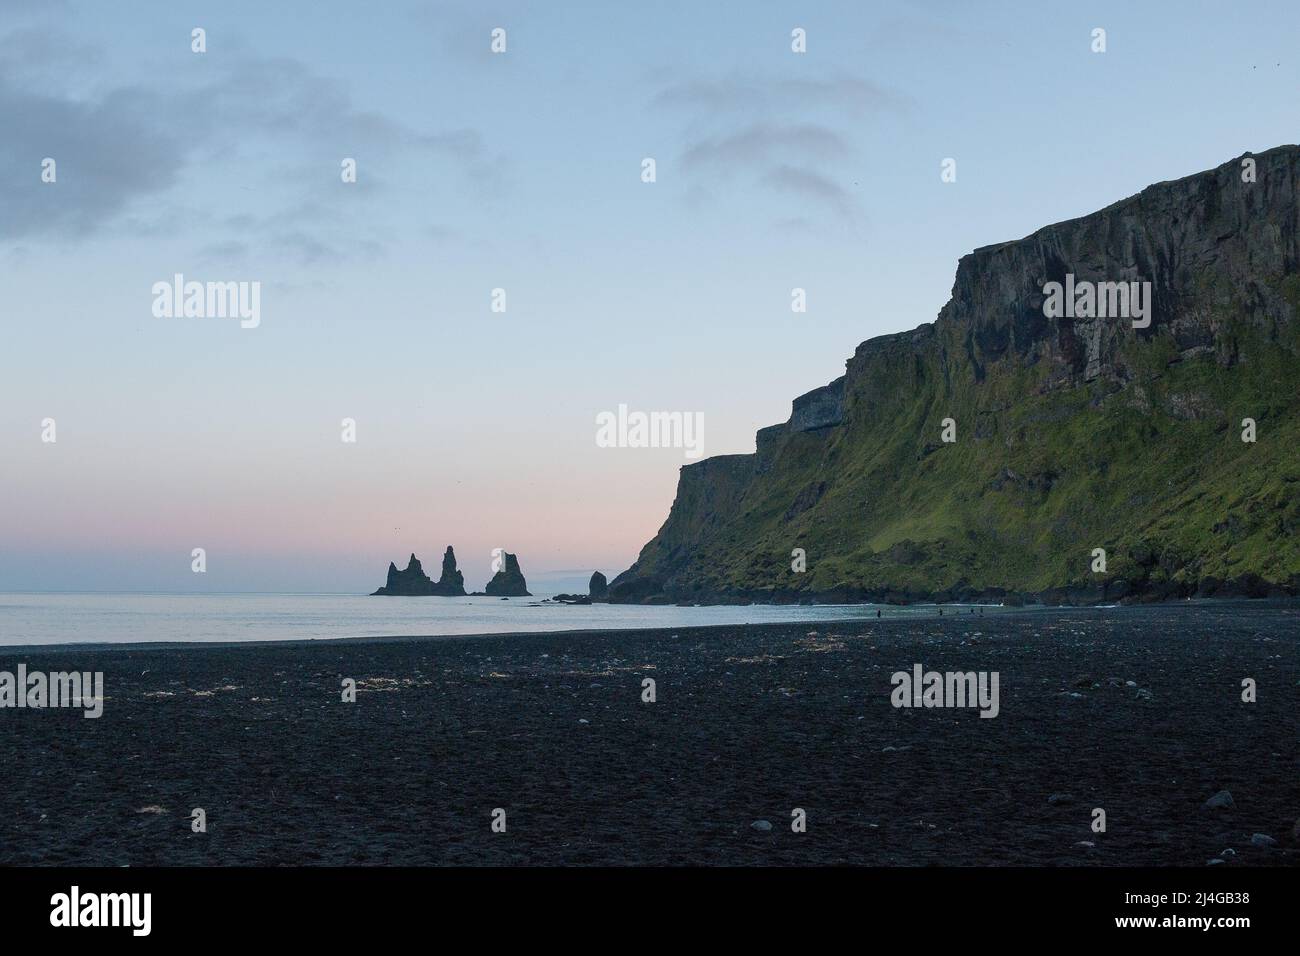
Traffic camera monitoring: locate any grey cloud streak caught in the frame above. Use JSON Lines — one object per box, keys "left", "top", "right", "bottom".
{"left": 651, "top": 70, "right": 909, "bottom": 227}
{"left": 0, "top": 29, "right": 505, "bottom": 251}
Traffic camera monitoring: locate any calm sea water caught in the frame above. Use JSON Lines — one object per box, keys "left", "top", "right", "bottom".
{"left": 0, "top": 592, "right": 974, "bottom": 647}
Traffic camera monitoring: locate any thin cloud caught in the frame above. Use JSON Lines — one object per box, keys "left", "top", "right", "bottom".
{"left": 761, "top": 165, "right": 855, "bottom": 218}
{"left": 0, "top": 79, "right": 188, "bottom": 240}
{"left": 681, "top": 123, "right": 852, "bottom": 170}
{"left": 0, "top": 27, "right": 506, "bottom": 251}
{"left": 653, "top": 71, "right": 898, "bottom": 230}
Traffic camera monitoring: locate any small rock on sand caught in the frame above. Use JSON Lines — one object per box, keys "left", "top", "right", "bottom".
{"left": 1047, "top": 793, "right": 1075, "bottom": 806}
{"left": 1202, "top": 790, "right": 1235, "bottom": 810}
{"left": 1250, "top": 833, "right": 1277, "bottom": 847}
{"left": 751, "top": 820, "right": 773, "bottom": 832}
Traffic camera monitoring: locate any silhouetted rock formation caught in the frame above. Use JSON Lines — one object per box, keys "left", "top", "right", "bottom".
{"left": 434, "top": 546, "right": 467, "bottom": 595}
{"left": 371, "top": 547, "right": 467, "bottom": 596}
{"left": 551, "top": 593, "right": 592, "bottom": 604}
{"left": 485, "top": 552, "right": 531, "bottom": 596}
{"left": 552, "top": 572, "right": 606, "bottom": 604}
{"left": 372, "top": 553, "right": 433, "bottom": 595}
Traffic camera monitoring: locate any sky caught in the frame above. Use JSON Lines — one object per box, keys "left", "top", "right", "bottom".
{"left": 2, "top": 0, "right": 1298, "bottom": 593}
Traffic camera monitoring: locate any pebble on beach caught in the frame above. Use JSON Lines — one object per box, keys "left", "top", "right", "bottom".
{"left": 1202, "top": 790, "right": 1235, "bottom": 810}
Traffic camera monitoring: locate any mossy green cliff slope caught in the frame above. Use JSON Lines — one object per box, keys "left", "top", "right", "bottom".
{"left": 611, "top": 147, "right": 1300, "bottom": 604}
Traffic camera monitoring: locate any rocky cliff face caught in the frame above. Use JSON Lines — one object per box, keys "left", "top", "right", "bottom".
{"left": 484, "top": 552, "right": 531, "bottom": 597}
{"left": 611, "top": 147, "right": 1300, "bottom": 605}
{"left": 371, "top": 547, "right": 467, "bottom": 596}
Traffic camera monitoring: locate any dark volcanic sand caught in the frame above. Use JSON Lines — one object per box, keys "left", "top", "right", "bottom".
{"left": 1, "top": 602, "right": 1297, "bottom": 866}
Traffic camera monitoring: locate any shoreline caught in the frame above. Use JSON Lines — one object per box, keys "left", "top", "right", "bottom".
{"left": 0, "top": 607, "right": 1017, "bottom": 654}
{"left": 607, "top": 578, "right": 1300, "bottom": 607}
{"left": 1, "top": 596, "right": 1295, "bottom": 653}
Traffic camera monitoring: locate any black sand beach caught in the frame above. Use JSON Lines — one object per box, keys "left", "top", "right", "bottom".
{"left": 1, "top": 602, "right": 1297, "bottom": 866}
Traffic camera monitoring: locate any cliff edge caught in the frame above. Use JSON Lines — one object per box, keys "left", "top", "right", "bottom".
{"left": 611, "top": 147, "right": 1300, "bottom": 605}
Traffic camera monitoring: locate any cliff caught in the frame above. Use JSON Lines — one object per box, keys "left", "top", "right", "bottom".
{"left": 611, "top": 146, "right": 1300, "bottom": 605}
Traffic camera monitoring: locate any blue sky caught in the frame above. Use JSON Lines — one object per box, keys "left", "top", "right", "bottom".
{"left": 2, "top": 0, "right": 1297, "bottom": 593}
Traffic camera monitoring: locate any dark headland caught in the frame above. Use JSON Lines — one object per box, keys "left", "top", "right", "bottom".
{"left": 609, "top": 147, "right": 1300, "bottom": 608}
{"left": 2, "top": 602, "right": 1295, "bottom": 865}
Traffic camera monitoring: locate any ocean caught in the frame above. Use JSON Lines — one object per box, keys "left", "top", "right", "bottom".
{"left": 0, "top": 592, "right": 968, "bottom": 646}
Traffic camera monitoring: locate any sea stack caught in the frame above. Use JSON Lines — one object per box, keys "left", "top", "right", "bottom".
{"left": 589, "top": 571, "right": 608, "bottom": 600}
{"left": 432, "top": 546, "right": 467, "bottom": 596}
{"left": 372, "top": 553, "right": 434, "bottom": 595}
{"left": 485, "top": 552, "right": 531, "bottom": 596}
{"left": 371, "top": 547, "right": 468, "bottom": 596}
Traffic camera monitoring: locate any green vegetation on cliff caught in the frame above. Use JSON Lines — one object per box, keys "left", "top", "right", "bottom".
{"left": 611, "top": 147, "right": 1300, "bottom": 604}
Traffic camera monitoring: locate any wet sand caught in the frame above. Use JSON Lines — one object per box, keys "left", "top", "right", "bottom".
{"left": 1, "top": 602, "right": 1297, "bottom": 866}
